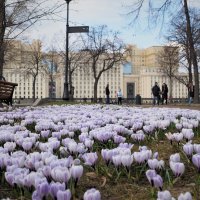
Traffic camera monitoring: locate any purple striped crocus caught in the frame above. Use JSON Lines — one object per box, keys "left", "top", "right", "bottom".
{"left": 83, "top": 188, "right": 101, "bottom": 200}
{"left": 82, "top": 152, "right": 98, "bottom": 168}
{"left": 146, "top": 169, "right": 163, "bottom": 190}
{"left": 194, "top": 144, "right": 200, "bottom": 154}
{"left": 192, "top": 154, "right": 200, "bottom": 172}
{"left": 49, "top": 182, "right": 66, "bottom": 198}
{"left": 183, "top": 143, "right": 193, "bottom": 157}
{"left": 57, "top": 189, "right": 71, "bottom": 200}
{"left": 70, "top": 165, "right": 83, "bottom": 183}
{"left": 169, "top": 161, "right": 185, "bottom": 177}
{"left": 177, "top": 192, "right": 192, "bottom": 200}
{"left": 157, "top": 190, "right": 175, "bottom": 200}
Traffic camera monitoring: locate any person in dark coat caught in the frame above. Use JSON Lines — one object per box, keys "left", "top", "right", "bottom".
{"left": 161, "top": 83, "right": 168, "bottom": 105}
{"left": 105, "top": 83, "right": 110, "bottom": 104}
{"left": 152, "top": 82, "right": 161, "bottom": 105}
{"left": 188, "top": 82, "right": 194, "bottom": 104}
{"left": 0, "top": 75, "right": 6, "bottom": 81}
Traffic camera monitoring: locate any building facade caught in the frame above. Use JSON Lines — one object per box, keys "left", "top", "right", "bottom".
{"left": 4, "top": 40, "right": 49, "bottom": 99}
{"left": 123, "top": 45, "right": 188, "bottom": 99}
{"left": 3, "top": 40, "right": 190, "bottom": 100}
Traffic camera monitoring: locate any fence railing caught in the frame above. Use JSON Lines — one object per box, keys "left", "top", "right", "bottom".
{"left": 13, "top": 97, "right": 190, "bottom": 105}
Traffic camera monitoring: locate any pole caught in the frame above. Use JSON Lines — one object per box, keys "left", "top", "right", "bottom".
{"left": 63, "top": 0, "right": 71, "bottom": 100}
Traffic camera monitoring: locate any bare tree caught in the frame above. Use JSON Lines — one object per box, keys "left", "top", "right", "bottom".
{"left": 54, "top": 34, "right": 86, "bottom": 100}
{"left": 157, "top": 45, "right": 179, "bottom": 98}
{"left": 81, "top": 25, "right": 126, "bottom": 102}
{"left": 44, "top": 46, "right": 60, "bottom": 98}
{"left": 167, "top": 9, "right": 200, "bottom": 87}
{"left": 127, "top": 0, "right": 199, "bottom": 103}
{"left": 22, "top": 40, "right": 46, "bottom": 101}
{"left": 0, "top": 0, "right": 64, "bottom": 78}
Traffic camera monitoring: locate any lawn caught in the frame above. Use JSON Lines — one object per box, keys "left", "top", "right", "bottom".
{"left": 0, "top": 104, "right": 200, "bottom": 200}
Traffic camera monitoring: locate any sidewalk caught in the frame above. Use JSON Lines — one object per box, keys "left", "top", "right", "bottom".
{"left": 138, "top": 103, "right": 200, "bottom": 110}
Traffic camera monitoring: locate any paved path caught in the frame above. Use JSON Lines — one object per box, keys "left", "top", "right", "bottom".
{"left": 135, "top": 103, "right": 200, "bottom": 110}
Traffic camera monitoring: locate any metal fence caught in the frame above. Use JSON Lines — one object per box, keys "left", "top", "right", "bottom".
{"left": 13, "top": 97, "right": 190, "bottom": 105}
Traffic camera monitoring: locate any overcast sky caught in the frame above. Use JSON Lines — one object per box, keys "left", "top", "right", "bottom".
{"left": 26, "top": 0, "right": 200, "bottom": 49}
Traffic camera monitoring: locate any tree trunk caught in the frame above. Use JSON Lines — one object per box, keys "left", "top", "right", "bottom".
{"left": 183, "top": 0, "right": 199, "bottom": 103}
{"left": 93, "top": 79, "right": 99, "bottom": 103}
{"left": 169, "top": 77, "right": 173, "bottom": 100}
{"left": 33, "top": 77, "right": 36, "bottom": 102}
{"left": 50, "top": 74, "right": 54, "bottom": 98}
{"left": 69, "top": 70, "right": 73, "bottom": 100}
{"left": 0, "top": 0, "right": 5, "bottom": 77}
{"left": 186, "top": 39, "right": 193, "bottom": 84}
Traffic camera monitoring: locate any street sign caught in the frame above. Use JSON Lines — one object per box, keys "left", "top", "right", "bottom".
{"left": 68, "top": 26, "right": 89, "bottom": 33}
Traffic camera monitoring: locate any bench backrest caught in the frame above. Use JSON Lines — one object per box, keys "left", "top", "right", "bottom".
{"left": 0, "top": 80, "right": 18, "bottom": 100}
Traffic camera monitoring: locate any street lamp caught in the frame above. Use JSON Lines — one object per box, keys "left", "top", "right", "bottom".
{"left": 63, "top": 0, "right": 72, "bottom": 100}
{"left": 63, "top": 0, "right": 89, "bottom": 100}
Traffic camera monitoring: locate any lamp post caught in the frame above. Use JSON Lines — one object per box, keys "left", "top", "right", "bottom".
{"left": 63, "top": 0, "right": 72, "bottom": 100}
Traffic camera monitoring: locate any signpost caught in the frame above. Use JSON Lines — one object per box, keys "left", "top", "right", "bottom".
{"left": 63, "top": 0, "right": 89, "bottom": 100}
{"left": 68, "top": 26, "right": 89, "bottom": 33}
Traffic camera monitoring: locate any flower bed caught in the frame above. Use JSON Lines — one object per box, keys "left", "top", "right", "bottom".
{"left": 0, "top": 105, "right": 200, "bottom": 200}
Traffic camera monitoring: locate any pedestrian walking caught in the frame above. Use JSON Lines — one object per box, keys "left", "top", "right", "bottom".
{"left": 117, "top": 88, "right": 123, "bottom": 105}
{"left": 161, "top": 83, "right": 168, "bottom": 105}
{"left": 188, "top": 82, "right": 194, "bottom": 105}
{"left": 152, "top": 82, "right": 161, "bottom": 105}
{"left": 105, "top": 83, "right": 110, "bottom": 104}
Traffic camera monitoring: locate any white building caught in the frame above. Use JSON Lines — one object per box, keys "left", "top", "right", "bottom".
{"left": 3, "top": 40, "right": 190, "bottom": 100}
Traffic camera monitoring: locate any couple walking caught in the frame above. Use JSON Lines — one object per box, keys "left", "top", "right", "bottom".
{"left": 152, "top": 82, "right": 168, "bottom": 105}
{"left": 106, "top": 84, "right": 123, "bottom": 105}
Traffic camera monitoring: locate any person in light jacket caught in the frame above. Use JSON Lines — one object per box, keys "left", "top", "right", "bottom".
{"left": 117, "top": 88, "right": 123, "bottom": 105}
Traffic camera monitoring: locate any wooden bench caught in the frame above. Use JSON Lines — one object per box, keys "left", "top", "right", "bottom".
{"left": 0, "top": 80, "right": 18, "bottom": 106}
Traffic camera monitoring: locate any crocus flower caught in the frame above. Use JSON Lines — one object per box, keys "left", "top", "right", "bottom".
{"left": 57, "top": 189, "right": 71, "bottom": 200}
{"left": 177, "top": 192, "right": 192, "bottom": 200}
{"left": 157, "top": 190, "right": 175, "bottom": 200}
{"left": 113, "top": 135, "right": 126, "bottom": 144}
{"left": 84, "top": 139, "right": 94, "bottom": 149}
{"left": 170, "top": 153, "right": 180, "bottom": 162}
{"left": 101, "top": 149, "right": 113, "bottom": 165}
{"left": 82, "top": 152, "right": 98, "bottom": 167}
{"left": 70, "top": 165, "right": 83, "bottom": 183}
{"left": 181, "top": 129, "right": 194, "bottom": 141}
{"left": 5, "top": 172, "right": 14, "bottom": 186}
{"left": 148, "top": 159, "right": 164, "bottom": 170}
{"left": 192, "top": 154, "right": 200, "bottom": 172}
{"left": 51, "top": 167, "right": 71, "bottom": 183}
{"left": 118, "top": 143, "right": 134, "bottom": 149}
{"left": 194, "top": 144, "right": 200, "bottom": 154}
{"left": 153, "top": 174, "right": 163, "bottom": 190}
{"left": 22, "top": 141, "right": 33, "bottom": 151}
{"left": 112, "top": 154, "right": 122, "bottom": 167}
{"left": 146, "top": 169, "right": 157, "bottom": 185}
{"left": 133, "top": 152, "right": 146, "bottom": 164}
{"left": 165, "top": 132, "right": 174, "bottom": 144}
{"left": 41, "top": 130, "right": 50, "bottom": 138}
{"left": 50, "top": 182, "right": 66, "bottom": 198}
{"left": 173, "top": 133, "right": 183, "bottom": 144}
{"left": 32, "top": 190, "right": 42, "bottom": 200}
{"left": 83, "top": 188, "right": 101, "bottom": 200}
{"left": 4, "top": 142, "right": 16, "bottom": 152}
{"left": 37, "top": 181, "right": 49, "bottom": 198}
{"left": 183, "top": 143, "right": 193, "bottom": 157}
{"left": 146, "top": 169, "right": 163, "bottom": 190}
{"left": 131, "top": 133, "right": 145, "bottom": 141}
{"left": 175, "top": 123, "right": 182, "bottom": 130}
{"left": 170, "top": 161, "right": 185, "bottom": 177}
{"left": 121, "top": 154, "right": 134, "bottom": 168}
